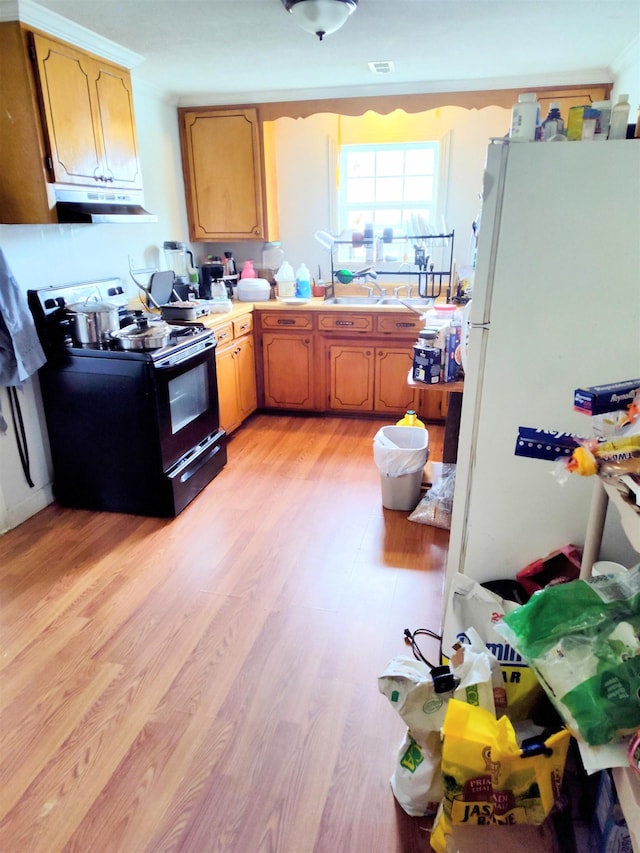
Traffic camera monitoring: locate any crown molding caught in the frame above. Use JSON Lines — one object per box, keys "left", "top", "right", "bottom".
{"left": 610, "top": 33, "right": 640, "bottom": 76}
{"left": 0, "top": 0, "right": 144, "bottom": 68}
{"left": 175, "top": 69, "right": 615, "bottom": 109}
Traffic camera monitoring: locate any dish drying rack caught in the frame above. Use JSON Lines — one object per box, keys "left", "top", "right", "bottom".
{"left": 327, "top": 230, "right": 455, "bottom": 300}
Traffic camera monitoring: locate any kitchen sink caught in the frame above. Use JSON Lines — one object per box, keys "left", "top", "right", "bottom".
{"left": 377, "top": 297, "right": 435, "bottom": 308}
{"left": 322, "top": 296, "right": 384, "bottom": 305}
{"left": 322, "top": 296, "right": 436, "bottom": 309}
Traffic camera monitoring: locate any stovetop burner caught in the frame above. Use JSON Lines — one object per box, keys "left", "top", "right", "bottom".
{"left": 28, "top": 278, "right": 215, "bottom": 362}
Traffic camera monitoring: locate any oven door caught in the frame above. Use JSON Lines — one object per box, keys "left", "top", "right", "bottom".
{"left": 152, "top": 337, "right": 221, "bottom": 471}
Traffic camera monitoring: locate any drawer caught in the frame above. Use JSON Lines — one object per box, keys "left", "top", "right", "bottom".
{"left": 317, "top": 313, "right": 374, "bottom": 333}
{"left": 376, "top": 313, "right": 423, "bottom": 335}
{"left": 259, "top": 311, "right": 313, "bottom": 330}
{"left": 233, "top": 313, "right": 253, "bottom": 337}
{"left": 214, "top": 321, "right": 234, "bottom": 346}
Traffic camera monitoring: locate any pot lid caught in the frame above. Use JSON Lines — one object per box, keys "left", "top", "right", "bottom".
{"left": 113, "top": 318, "right": 171, "bottom": 340}
{"left": 67, "top": 300, "right": 119, "bottom": 313}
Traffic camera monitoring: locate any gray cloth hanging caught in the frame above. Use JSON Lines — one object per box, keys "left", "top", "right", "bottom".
{"left": 0, "top": 248, "right": 46, "bottom": 387}
{"left": 0, "top": 248, "right": 47, "bottom": 487}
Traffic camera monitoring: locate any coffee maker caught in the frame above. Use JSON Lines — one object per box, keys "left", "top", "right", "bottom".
{"left": 199, "top": 261, "right": 225, "bottom": 299}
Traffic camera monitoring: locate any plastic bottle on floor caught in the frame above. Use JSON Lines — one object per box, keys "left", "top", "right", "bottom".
{"left": 396, "top": 410, "right": 425, "bottom": 428}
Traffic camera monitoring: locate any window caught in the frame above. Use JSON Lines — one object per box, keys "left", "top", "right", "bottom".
{"left": 339, "top": 141, "right": 439, "bottom": 241}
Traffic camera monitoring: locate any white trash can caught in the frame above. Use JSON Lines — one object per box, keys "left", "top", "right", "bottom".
{"left": 373, "top": 426, "right": 429, "bottom": 511}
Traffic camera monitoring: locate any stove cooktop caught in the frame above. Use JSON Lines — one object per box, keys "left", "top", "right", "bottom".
{"left": 28, "top": 278, "right": 215, "bottom": 363}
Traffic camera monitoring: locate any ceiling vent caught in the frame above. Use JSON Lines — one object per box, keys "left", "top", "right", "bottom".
{"left": 368, "top": 60, "right": 395, "bottom": 75}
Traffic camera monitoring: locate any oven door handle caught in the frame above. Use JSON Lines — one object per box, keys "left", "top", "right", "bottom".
{"left": 154, "top": 339, "right": 216, "bottom": 370}
{"left": 169, "top": 435, "right": 223, "bottom": 481}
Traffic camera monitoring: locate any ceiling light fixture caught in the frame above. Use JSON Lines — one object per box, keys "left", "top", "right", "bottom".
{"left": 281, "top": 0, "right": 358, "bottom": 41}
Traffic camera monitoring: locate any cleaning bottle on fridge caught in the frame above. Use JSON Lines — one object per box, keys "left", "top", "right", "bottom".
{"left": 396, "top": 410, "right": 425, "bottom": 428}
{"left": 295, "top": 263, "right": 312, "bottom": 299}
{"left": 608, "top": 94, "right": 630, "bottom": 140}
{"left": 510, "top": 92, "right": 540, "bottom": 142}
{"left": 541, "top": 103, "right": 565, "bottom": 140}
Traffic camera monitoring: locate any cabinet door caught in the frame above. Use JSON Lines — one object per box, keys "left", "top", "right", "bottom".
{"left": 94, "top": 62, "right": 142, "bottom": 188}
{"left": 262, "top": 332, "right": 315, "bottom": 410}
{"left": 216, "top": 341, "right": 241, "bottom": 434}
{"left": 328, "top": 343, "right": 375, "bottom": 412}
{"left": 374, "top": 347, "right": 418, "bottom": 414}
{"left": 236, "top": 336, "right": 258, "bottom": 421}
{"left": 180, "top": 108, "right": 274, "bottom": 241}
{"left": 32, "top": 34, "right": 102, "bottom": 185}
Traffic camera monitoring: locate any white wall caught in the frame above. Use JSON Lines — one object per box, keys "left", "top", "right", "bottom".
{"left": 0, "top": 84, "right": 189, "bottom": 533}
{"left": 611, "top": 35, "right": 640, "bottom": 116}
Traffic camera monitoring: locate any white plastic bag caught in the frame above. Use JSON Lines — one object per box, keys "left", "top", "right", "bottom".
{"left": 443, "top": 574, "right": 544, "bottom": 720}
{"left": 373, "top": 426, "right": 428, "bottom": 477}
{"left": 378, "top": 650, "right": 497, "bottom": 816}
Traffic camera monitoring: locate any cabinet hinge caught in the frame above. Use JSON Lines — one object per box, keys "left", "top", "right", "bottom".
{"left": 45, "top": 156, "right": 54, "bottom": 179}
{"left": 28, "top": 41, "right": 36, "bottom": 62}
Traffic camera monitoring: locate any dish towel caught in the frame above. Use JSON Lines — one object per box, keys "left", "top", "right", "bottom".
{"left": 0, "top": 248, "right": 46, "bottom": 387}
{"left": 0, "top": 249, "right": 47, "bottom": 486}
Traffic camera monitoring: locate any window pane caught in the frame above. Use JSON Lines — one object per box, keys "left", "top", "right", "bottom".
{"left": 347, "top": 177, "right": 375, "bottom": 204}
{"left": 405, "top": 149, "right": 435, "bottom": 174}
{"left": 376, "top": 176, "right": 403, "bottom": 203}
{"left": 376, "top": 150, "right": 404, "bottom": 176}
{"left": 347, "top": 151, "right": 375, "bottom": 177}
{"left": 340, "top": 142, "right": 439, "bottom": 238}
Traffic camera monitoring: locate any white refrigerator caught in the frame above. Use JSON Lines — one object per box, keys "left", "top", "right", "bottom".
{"left": 445, "top": 139, "right": 640, "bottom": 599}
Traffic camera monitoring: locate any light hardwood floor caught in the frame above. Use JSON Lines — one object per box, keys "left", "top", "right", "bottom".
{"left": 0, "top": 414, "right": 448, "bottom": 853}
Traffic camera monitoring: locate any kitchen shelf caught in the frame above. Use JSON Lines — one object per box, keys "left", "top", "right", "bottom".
{"left": 581, "top": 476, "right": 640, "bottom": 851}
{"left": 329, "top": 231, "right": 455, "bottom": 301}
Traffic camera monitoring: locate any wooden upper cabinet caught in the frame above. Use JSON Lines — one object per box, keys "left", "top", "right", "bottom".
{"left": 179, "top": 107, "right": 279, "bottom": 242}
{"left": 31, "top": 32, "right": 142, "bottom": 189}
{"left": 0, "top": 22, "right": 144, "bottom": 223}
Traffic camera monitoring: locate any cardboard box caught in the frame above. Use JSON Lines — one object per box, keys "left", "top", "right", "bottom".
{"left": 412, "top": 344, "right": 441, "bottom": 384}
{"left": 574, "top": 379, "right": 640, "bottom": 438}
{"left": 574, "top": 379, "right": 640, "bottom": 417}
{"left": 591, "top": 769, "right": 633, "bottom": 853}
{"left": 514, "top": 427, "right": 582, "bottom": 461}
{"left": 444, "top": 325, "right": 462, "bottom": 383}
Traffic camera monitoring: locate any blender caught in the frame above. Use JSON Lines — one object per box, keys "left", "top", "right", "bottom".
{"left": 163, "top": 241, "right": 195, "bottom": 296}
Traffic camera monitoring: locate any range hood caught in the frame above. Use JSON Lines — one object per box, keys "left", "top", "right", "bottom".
{"left": 54, "top": 188, "right": 158, "bottom": 224}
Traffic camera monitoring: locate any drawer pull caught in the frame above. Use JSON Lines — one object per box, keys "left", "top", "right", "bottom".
{"left": 336, "top": 320, "right": 354, "bottom": 326}
{"left": 395, "top": 322, "right": 418, "bottom": 328}
{"left": 277, "top": 318, "right": 296, "bottom": 325}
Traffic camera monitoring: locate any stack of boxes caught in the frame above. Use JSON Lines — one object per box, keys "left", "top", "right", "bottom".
{"left": 412, "top": 305, "right": 464, "bottom": 385}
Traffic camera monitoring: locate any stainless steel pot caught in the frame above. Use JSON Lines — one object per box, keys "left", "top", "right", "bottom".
{"left": 67, "top": 300, "right": 120, "bottom": 347}
{"left": 110, "top": 317, "right": 172, "bottom": 351}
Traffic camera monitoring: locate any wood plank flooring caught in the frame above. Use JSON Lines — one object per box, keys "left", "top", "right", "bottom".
{"left": 0, "top": 414, "right": 448, "bottom": 853}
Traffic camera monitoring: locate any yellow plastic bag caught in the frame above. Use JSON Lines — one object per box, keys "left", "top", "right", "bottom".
{"left": 431, "top": 700, "right": 570, "bottom": 852}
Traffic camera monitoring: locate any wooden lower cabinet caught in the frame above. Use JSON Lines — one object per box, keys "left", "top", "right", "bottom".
{"left": 327, "top": 342, "right": 416, "bottom": 414}
{"left": 328, "top": 344, "right": 374, "bottom": 411}
{"left": 256, "top": 309, "right": 452, "bottom": 422}
{"left": 217, "top": 335, "right": 257, "bottom": 434}
{"left": 213, "top": 314, "right": 257, "bottom": 435}
{"left": 261, "top": 332, "right": 316, "bottom": 410}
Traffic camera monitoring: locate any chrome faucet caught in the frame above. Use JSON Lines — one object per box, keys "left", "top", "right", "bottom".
{"left": 393, "top": 284, "right": 413, "bottom": 298}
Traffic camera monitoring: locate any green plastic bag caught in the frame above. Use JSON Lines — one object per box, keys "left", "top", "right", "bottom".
{"left": 496, "top": 566, "right": 640, "bottom": 745}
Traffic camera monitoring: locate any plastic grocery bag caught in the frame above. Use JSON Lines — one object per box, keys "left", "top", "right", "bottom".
{"left": 443, "top": 574, "right": 544, "bottom": 721}
{"left": 409, "top": 463, "right": 456, "bottom": 529}
{"left": 430, "top": 700, "right": 570, "bottom": 853}
{"left": 496, "top": 566, "right": 640, "bottom": 745}
{"left": 373, "top": 426, "right": 428, "bottom": 477}
{"left": 378, "top": 649, "right": 496, "bottom": 816}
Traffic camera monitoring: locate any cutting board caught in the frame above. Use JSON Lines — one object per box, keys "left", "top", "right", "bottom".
{"left": 149, "top": 270, "right": 175, "bottom": 305}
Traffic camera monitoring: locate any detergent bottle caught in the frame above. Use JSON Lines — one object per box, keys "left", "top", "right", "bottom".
{"left": 396, "top": 410, "right": 425, "bottom": 428}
